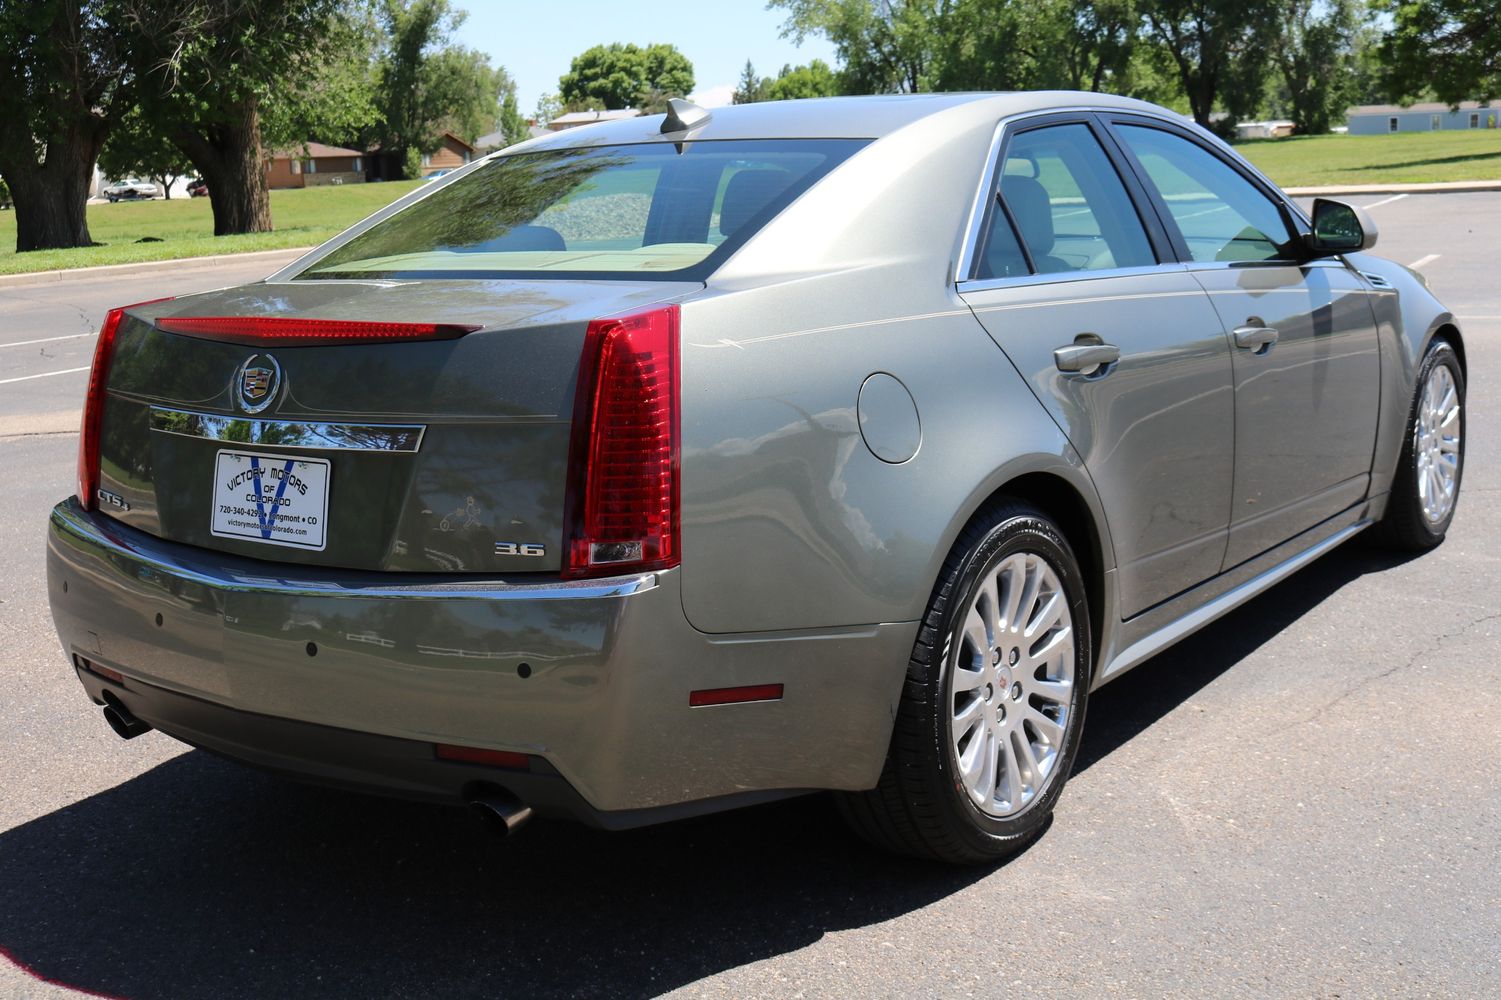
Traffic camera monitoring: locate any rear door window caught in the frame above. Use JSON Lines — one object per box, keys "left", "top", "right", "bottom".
{"left": 983, "top": 123, "right": 1156, "bottom": 278}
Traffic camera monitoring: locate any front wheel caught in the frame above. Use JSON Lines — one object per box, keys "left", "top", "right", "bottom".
{"left": 1375, "top": 339, "right": 1465, "bottom": 550}
{"left": 837, "top": 500, "right": 1092, "bottom": 864}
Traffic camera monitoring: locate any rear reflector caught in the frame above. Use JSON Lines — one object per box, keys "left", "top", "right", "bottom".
{"left": 78, "top": 298, "right": 174, "bottom": 511}
{"left": 689, "top": 684, "right": 784, "bottom": 707}
{"left": 154, "top": 316, "right": 481, "bottom": 347}
{"left": 563, "top": 304, "right": 680, "bottom": 578}
{"left": 78, "top": 657, "right": 125, "bottom": 685}
{"left": 434, "top": 744, "right": 531, "bottom": 770}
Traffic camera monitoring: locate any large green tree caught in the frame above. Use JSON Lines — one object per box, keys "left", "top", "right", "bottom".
{"left": 733, "top": 59, "right": 771, "bottom": 103}
{"left": 735, "top": 58, "right": 842, "bottom": 102}
{"left": 1275, "top": 0, "right": 1362, "bottom": 134}
{"left": 1381, "top": 0, "right": 1501, "bottom": 105}
{"left": 767, "top": 60, "right": 842, "bottom": 100}
{"left": 773, "top": 0, "right": 1144, "bottom": 96}
{"left": 373, "top": 0, "right": 513, "bottom": 175}
{"left": 0, "top": 0, "right": 132, "bottom": 251}
{"left": 1139, "top": 0, "right": 1280, "bottom": 131}
{"left": 127, "top": 0, "right": 346, "bottom": 235}
{"left": 772, "top": 0, "right": 939, "bottom": 93}
{"left": 559, "top": 42, "right": 695, "bottom": 111}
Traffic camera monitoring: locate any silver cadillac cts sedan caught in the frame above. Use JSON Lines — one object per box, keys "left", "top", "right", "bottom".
{"left": 47, "top": 93, "right": 1466, "bottom": 863}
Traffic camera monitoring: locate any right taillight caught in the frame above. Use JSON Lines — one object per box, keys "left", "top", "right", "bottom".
{"left": 78, "top": 298, "right": 172, "bottom": 511}
{"left": 563, "top": 304, "right": 680, "bottom": 579}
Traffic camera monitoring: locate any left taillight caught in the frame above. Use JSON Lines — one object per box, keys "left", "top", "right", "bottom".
{"left": 563, "top": 304, "right": 680, "bottom": 579}
{"left": 78, "top": 299, "right": 172, "bottom": 511}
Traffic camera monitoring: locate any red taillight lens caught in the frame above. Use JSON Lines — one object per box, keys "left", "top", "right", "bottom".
{"left": 78, "top": 298, "right": 173, "bottom": 511}
{"left": 153, "top": 316, "right": 480, "bottom": 346}
{"left": 563, "top": 304, "right": 680, "bottom": 579}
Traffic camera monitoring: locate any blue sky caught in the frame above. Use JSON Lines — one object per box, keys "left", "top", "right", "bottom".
{"left": 450, "top": 1, "right": 839, "bottom": 117}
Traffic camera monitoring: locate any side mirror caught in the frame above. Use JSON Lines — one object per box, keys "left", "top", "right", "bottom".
{"left": 1306, "top": 198, "right": 1378, "bottom": 255}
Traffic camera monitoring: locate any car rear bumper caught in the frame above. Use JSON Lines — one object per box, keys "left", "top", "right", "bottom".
{"left": 46, "top": 499, "right": 913, "bottom": 823}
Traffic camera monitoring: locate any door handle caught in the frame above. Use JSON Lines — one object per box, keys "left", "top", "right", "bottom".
{"left": 1053, "top": 343, "right": 1120, "bottom": 374}
{"left": 1233, "top": 325, "right": 1279, "bottom": 352}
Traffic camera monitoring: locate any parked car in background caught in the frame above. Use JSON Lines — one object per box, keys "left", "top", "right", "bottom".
{"left": 186, "top": 178, "right": 209, "bottom": 198}
{"left": 103, "top": 178, "right": 160, "bottom": 202}
{"left": 49, "top": 94, "right": 1466, "bottom": 863}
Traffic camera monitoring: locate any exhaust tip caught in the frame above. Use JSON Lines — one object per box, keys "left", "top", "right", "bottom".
{"left": 465, "top": 785, "right": 534, "bottom": 836}
{"left": 100, "top": 693, "right": 152, "bottom": 740}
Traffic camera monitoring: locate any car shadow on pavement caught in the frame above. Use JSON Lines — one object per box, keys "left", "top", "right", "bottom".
{"left": 0, "top": 746, "right": 999, "bottom": 999}
{"left": 0, "top": 542, "right": 1410, "bottom": 1000}
{"left": 1075, "top": 539, "right": 1419, "bottom": 775}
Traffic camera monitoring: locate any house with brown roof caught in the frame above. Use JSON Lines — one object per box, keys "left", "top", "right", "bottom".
{"left": 366, "top": 131, "right": 478, "bottom": 181}
{"left": 266, "top": 142, "right": 366, "bottom": 189}
{"left": 418, "top": 132, "right": 477, "bottom": 175}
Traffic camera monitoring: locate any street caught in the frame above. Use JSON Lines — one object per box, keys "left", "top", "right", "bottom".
{"left": 1, "top": 197, "right": 1497, "bottom": 998}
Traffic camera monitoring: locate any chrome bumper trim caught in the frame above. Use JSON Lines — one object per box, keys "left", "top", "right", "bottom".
{"left": 149, "top": 405, "right": 425, "bottom": 453}
{"left": 50, "top": 499, "right": 657, "bottom": 601}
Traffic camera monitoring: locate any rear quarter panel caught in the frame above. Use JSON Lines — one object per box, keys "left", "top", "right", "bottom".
{"left": 678, "top": 109, "right": 1108, "bottom": 634}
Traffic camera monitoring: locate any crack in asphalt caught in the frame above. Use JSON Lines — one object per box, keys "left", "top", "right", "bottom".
{"left": 1263, "top": 609, "right": 1501, "bottom": 737}
{"left": 0, "top": 288, "right": 97, "bottom": 335}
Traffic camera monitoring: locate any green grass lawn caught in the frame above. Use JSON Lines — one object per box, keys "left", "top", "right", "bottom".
{"left": 0, "top": 180, "right": 422, "bottom": 275}
{"left": 1236, "top": 130, "right": 1501, "bottom": 187}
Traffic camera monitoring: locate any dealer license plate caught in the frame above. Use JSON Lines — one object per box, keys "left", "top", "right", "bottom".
{"left": 210, "top": 450, "right": 331, "bottom": 551}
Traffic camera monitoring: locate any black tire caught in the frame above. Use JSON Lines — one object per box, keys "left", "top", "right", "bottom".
{"left": 837, "top": 499, "right": 1092, "bottom": 864}
{"left": 1374, "top": 338, "right": 1465, "bottom": 551}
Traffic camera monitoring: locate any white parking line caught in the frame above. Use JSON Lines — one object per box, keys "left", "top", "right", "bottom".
{"left": 0, "top": 365, "right": 89, "bottom": 385}
{"left": 1408, "top": 254, "right": 1442, "bottom": 269}
{"left": 0, "top": 333, "right": 92, "bottom": 349}
{"left": 1364, "top": 193, "right": 1410, "bottom": 210}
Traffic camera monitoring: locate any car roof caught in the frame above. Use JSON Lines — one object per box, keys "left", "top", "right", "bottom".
{"left": 503, "top": 92, "right": 1178, "bottom": 154}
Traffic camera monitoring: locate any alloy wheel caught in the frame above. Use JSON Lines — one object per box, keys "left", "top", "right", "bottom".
{"left": 949, "top": 551, "right": 1076, "bottom": 818}
{"left": 1415, "top": 364, "right": 1462, "bottom": 524}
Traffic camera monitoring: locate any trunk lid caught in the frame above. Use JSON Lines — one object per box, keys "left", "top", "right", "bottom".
{"left": 97, "top": 277, "right": 697, "bottom": 574}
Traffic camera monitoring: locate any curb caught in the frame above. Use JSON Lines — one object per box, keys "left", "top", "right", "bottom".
{"left": 1282, "top": 180, "right": 1501, "bottom": 196}
{"left": 0, "top": 246, "right": 313, "bottom": 289}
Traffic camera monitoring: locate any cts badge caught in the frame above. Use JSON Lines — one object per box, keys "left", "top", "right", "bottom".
{"left": 235, "top": 353, "right": 282, "bottom": 414}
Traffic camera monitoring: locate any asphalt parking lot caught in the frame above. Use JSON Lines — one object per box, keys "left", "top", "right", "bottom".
{"left": 1, "top": 195, "right": 1497, "bottom": 999}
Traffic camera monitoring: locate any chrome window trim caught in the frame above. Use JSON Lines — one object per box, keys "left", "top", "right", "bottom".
{"left": 1178, "top": 258, "right": 1350, "bottom": 273}
{"left": 953, "top": 104, "right": 1230, "bottom": 288}
{"left": 149, "top": 406, "right": 426, "bottom": 453}
{"left": 956, "top": 262, "right": 1183, "bottom": 296}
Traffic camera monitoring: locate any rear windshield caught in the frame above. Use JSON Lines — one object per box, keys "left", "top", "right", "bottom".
{"left": 300, "top": 139, "right": 866, "bottom": 281}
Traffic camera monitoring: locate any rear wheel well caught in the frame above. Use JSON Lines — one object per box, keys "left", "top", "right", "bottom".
{"left": 976, "top": 473, "right": 1107, "bottom": 671}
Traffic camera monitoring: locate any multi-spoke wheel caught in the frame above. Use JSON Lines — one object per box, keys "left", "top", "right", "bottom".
{"left": 837, "top": 500, "right": 1091, "bottom": 864}
{"left": 949, "top": 552, "right": 1075, "bottom": 819}
{"left": 1414, "top": 364, "right": 1462, "bottom": 525}
{"left": 1377, "top": 338, "right": 1465, "bottom": 550}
